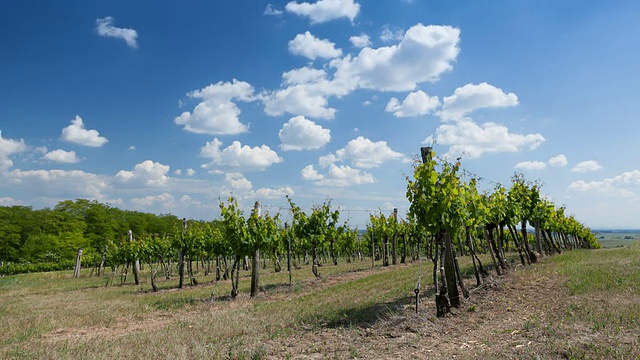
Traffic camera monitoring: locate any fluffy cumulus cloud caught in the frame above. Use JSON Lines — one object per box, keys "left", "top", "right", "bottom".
{"left": 326, "top": 136, "right": 406, "bottom": 168}
{"left": 331, "top": 24, "right": 460, "bottom": 92}
{"left": 256, "top": 187, "right": 295, "bottom": 199}
{"left": 261, "top": 78, "right": 341, "bottom": 119}
{"left": 349, "top": 34, "right": 371, "bottom": 48}
{"left": 571, "top": 160, "right": 602, "bottom": 173}
{"left": 285, "top": 0, "right": 360, "bottom": 23}
{"left": 42, "top": 149, "right": 81, "bottom": 164}
{"left": 301, "top": 164, "right": 375, "bottom": 186}
{"left": 216, "top": 172, "right": 257, "bottom": 199}
{"left": 279, "top": 116, "right": 331, "bottom": 151}
{"left": 4, "top": 169, "right": 110, "bottom": 200}
{"left": 262, "top": 24, "right": 460, "bottom": 120}
{"left": 438, "top": 83, "right": 519, "bottom": 121}
{"left": 175, "top": 80, "right": 253, "bottom": 135}
{"left": 385, "top": 90, "right": 440, "bottom": 117}
{"left": 568, "top": 170, "right": 640, "bottom": 197}
{"left": 288, "top": 32, "right": 342, "bottom": 60}
{"left": 514, "top": 161, "right": 546, "bottom": 170}
{"left": 200, "top": 138, "right": 283, "bottom": 172}
{"left": 0, "top": 133, "right": 27, "bottom": 170}
{"left": 281, "top": 67, "right": 328, "bottom": 86}
{"left": 115, "top": 160, "right": 170, "bottom": 186}
{"left": 548, "top": 154, "right": 568, "bottom": 167}
{"left": 424, "top": 120, "right": 545, "bottom": 159}
{"left": 96, "top": 17, "right": 138, "bottom": 48}
{"left": 61, "top": 115, "right": 109, "bottom": 147}
{"left": 131, "top": 193, "right": 175, "bottom": 209}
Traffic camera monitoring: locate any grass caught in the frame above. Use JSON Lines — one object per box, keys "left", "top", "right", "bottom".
{"left": 0, "top": 258, "right": 416, "bottom": 358}
{"left": 1, "top": 245, "right": 640, "bottom": 359}
{"left": 552, "top": 242, "right": 640, "bottom": 334}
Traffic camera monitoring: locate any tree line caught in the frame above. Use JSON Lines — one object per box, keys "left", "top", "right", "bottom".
{"left": 0, "top": 199, "right": 180, "bottom": 274}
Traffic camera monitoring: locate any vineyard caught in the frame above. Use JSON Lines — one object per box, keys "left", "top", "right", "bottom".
{"left": 0, "top": 147, "right": 625, "bottom": 359}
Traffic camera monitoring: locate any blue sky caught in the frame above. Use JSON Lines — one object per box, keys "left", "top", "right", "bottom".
{"left": 1, "top": 0, "right": 639, "bottom": 229}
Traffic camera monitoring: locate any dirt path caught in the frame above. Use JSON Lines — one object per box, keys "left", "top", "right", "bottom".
{"left": 258, "top": 261, "right": 638, "bottom": 359}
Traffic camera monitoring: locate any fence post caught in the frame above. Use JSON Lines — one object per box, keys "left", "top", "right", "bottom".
{"left": 74, "top": 248, "right": 83, "bottom": 278}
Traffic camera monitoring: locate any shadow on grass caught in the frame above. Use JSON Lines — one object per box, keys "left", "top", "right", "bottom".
{"left": 315, "top": 295, "right": 416, "bottom": 329}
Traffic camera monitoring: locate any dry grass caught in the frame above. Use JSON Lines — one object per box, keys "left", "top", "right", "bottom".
{"left": 1, "top": 245, "right": 640, "bottom": 359}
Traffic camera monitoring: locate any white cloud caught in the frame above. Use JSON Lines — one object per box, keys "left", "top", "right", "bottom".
{"left": 115, "top": 160, "right": 170, "bottom": 186}
{"left": 285, "top": 0, "right": 360, "bottom": 23}
{"left": 385, "top": 90, "right": 440, "bottom": 117}
{"left": 264, "top": 4, "right": 283, "bottom": 15}
{"left": 568, "top": 170, "right": 640, "bottom": 197}
{"left": 571, "top": 160, "right": 602, "bottom": 173}
{"left": 514, "top": 161, "right": 546, "bottom": 170}
{"left": 61, "top": 115, "right": 109, "bottom": 147}
{"left": 261, "top": 24, "right": 459, "bottom": 120}
{"left": 0, "top": 197, "right": 22, "bottom": 206}
{"left": 0, "top": 133, "right": 27, "bottom": 170}
{"left": 200, "top": 138, "right": 283, "bottom": 172}
{"left": 301, "top": 164, "right": 375, "bottom": 186}
{"left": 288, "top": 32, "right": 342, "bottom": 60}
{"left": 42, "top": 149, "right": 81, "bottom": 164}
{"left": 301, "top": 165, "right": 324, "bottom": 180}
{"left": 279, "top": 116, "right": 331, "bottom": 151}
{"left": 548, "top": 154, "right": 568, "bottom": 167}
{"left": 131, "top": 193, "right": 175, "bottom": 209}
{"left": 380, "top": 27, "right": 405, "bottom": 42}
{"left": 218, "top": 172, "right": 255, "bottom": 199}
{"left": 327, "top": 136, "right": 406, "bottom": 168}
{"left": 175, "top": 79, "right": 253, "bottom": 135}
{"left": 185, "top": 168, "right": 196, "bottom": 176}
{"left": 128, "top": 146, "right": 136, "bottom": 151}
{"left": 438, "top": 83, "right": 519, "bottom": 121}
{"left": 256, "top": 187, "right": 295, "bottom": 199}
{"left": 96, "top": 16, "right": 138, "bottom": 48}
{"left": 261, "top": 80, "right": 340, "bottom": 119}
{"left": 4, "top": 169, "right": 110, "bottom": 200}
{"left": 282, "top": 67, "right": 328, "bottom": 86}
{"left": 174, "top": 169, "right": 183, "bottom": 175}
{"left": 349, "top": 34, "right": 371, "bottom": 48}
{"left": 331, "top": 24, "right": 460, "bottom": 92}
{"left": 424, "top": 120, "right": 545, "bottom": 159}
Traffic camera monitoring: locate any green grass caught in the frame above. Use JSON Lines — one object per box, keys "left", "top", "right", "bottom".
{"left": 1, "top": 245, "right": 640, "bottom": 359}
{"left": 0, "top": 258, "right": 420, "bottom": 358}
{"left": 552, "top": 241, "right": 640, "bottom": 334}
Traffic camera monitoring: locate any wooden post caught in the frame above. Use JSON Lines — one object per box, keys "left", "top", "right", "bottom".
{"left": 178, "top": 218, "right": 186, "bottom": 288}
{"left": 250, "top": 201, "right": 260, "bottom": 297}
{"left": 98, "top": 245, "right": 107, "bottom": 277}
{"left": 129, "top": 230, "right": 140, "bottom": 285}
{"left": 371, "top": 230, "right": 375, "bottom": 269}
{"left": 534, "top": 221, "right": 543, "bottom": 257}
{"left": 443, "top": 233, "right": 460, "bottom": 308}
{"left": 286, "top": 223, "right": 292, "bottom": 286}
{"left": 74, "top": 248, "right": 83, "bottom": 278}
{"left": 391, "top": 208, "right": 398, "bottom": 265}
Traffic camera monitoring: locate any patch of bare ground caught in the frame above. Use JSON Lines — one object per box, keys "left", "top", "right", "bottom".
{"left": 257, "top": 259, "right": 640, "bottom": 359}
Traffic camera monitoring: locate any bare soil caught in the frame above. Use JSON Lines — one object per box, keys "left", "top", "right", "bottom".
{"left": 256, "top": 263, "right": 639, "bottom": 359}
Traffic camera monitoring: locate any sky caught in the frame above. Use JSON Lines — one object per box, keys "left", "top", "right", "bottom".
{"left": 1, "top": 0, "right": 640, "bottom": 229}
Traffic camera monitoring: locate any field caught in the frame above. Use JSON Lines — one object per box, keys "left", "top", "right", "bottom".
{"left": 594, "top": 229, "right": 640, "bottom": 248}
{"left": 1, "top": 243, "right": 640, "bottom": 359}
